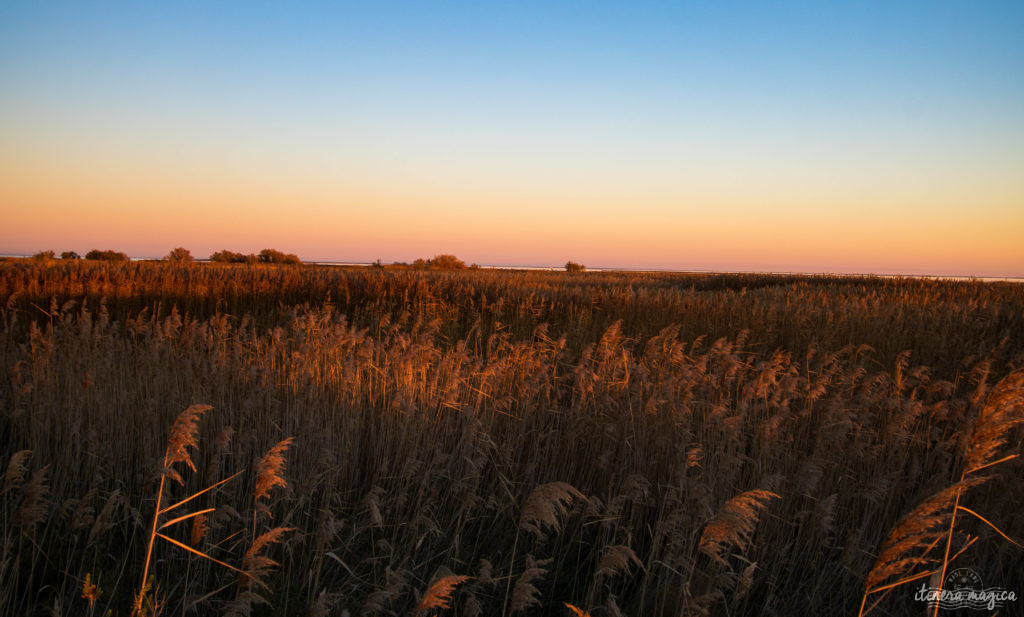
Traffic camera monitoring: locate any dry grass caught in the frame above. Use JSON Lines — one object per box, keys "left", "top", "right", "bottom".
{"left": 697, "top": 489, "right": 780, "bottom": 567}
{"left": 0, "top": 260, "right": 1022, "bottom": 616}
{"left": 417, "top": 574, "right": 472, "bottom": 612}
{"left": 520, "top": 482, "right": 587, "bottom": 540}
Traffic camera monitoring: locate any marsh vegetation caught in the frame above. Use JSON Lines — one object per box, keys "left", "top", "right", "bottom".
{"left": 1, "top": 260, "right": 1022, "bottom": 616}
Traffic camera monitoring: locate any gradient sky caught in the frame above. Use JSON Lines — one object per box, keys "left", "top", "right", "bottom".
{"left": 1, "top": 1, "right": 1022, "bottom": 275}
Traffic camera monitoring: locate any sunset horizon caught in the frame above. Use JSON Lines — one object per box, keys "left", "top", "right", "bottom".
{"left": 4, "top": 250, "right": 1024, "bottom": 280}
{"left": 3, "top": 1, "right": 1023, "bottom": 277}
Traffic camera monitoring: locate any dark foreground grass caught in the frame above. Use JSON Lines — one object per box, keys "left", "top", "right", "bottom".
{"left": 1, "top": 261, "right": 1022, "bottom": 616}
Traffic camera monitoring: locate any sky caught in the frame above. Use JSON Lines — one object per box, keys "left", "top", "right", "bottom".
{"left": 1, "top": 1, "right": 1022, "bottom": 276}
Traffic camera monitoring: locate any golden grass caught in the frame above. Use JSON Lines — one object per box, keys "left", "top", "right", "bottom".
{"left": 697, "top": 489, "right": 780, "bottom": 567}
{"left": 417, "top": 574, "right": 472, "bottom": 612}
{"left": 0, "top": 260, "right": 1022, "bottom": 615}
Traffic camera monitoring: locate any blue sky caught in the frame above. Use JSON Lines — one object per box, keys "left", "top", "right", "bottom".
{"left": 2, "top": 1, "right": 1023, "bottom": 274}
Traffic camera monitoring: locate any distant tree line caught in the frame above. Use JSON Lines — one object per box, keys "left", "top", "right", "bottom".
{"left": 31, "top": 250, "right": 88, "bottom": 260}
{"left": 209, "top": 248, "right": 301, "bottom": 264}
{"left": 28, "top": 247, "right": 302, "bottom": 264}
{"left": 32, "top": 249, "right": 130, "bottom": 261}
{"left": 411, "top": 254, "right": 467, "bottom": 269}
{"left": 86, "top": 250, "right": 130, "bottom": 261}
{"left": 208, "top": 250, "right": 257, "bottom": 264}
{"left": 26, "top": 249, "right": 583, "bottom": 271}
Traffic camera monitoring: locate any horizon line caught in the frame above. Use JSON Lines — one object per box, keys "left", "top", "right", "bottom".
{"left": 2, "top": 253, "right": 1021, "bottom": 282}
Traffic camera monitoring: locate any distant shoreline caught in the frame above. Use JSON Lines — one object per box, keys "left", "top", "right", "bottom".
{"left": 1, "top": 254, "right": 1020, "bottom": 283}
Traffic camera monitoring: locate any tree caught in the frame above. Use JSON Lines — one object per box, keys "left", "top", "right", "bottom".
{"left": 565, "top": 261, "right": 586, "bottom": 273}
{"left": 210, "top": 250, "right": 257, "bottom": 264}
{"left": 427, "top": 254, "right": 466, "bottom": 269}
{"left": 85, "top": 249, "right": 129, "bottom": 261}
{"left": 258, "top": 249, "right": 301, "bottom": 265}
{"left": 412, "top": 258, "right": 428, "bottom": 269}
{"left": 165, "top": 247, "right": 194, "bottom": 262}
{"left": 32, "top": 250, "right": 55, "bottom": 260}
{"left": 61, "top": 251, "right": 80, "bottom": 260}
{"left": 210, "top": 250, "right": 236, "bottom": 263}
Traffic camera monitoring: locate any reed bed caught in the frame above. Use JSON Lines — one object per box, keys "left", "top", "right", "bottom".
{"left": 0, "top": 261, "right": 1022, "bottom": 616}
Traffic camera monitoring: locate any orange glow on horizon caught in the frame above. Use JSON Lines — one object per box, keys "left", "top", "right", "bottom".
{"left": 2, "top": 127, "right": 1022, "bottom": 276}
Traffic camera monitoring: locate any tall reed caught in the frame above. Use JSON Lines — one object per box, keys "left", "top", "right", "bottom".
{"left": 0, "top": 260, "right": 1021, "bottom": 615}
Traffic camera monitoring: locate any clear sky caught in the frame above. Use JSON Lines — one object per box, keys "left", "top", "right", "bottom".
{"left": 1, "top": 1, "right": 1022, "bottom": 276}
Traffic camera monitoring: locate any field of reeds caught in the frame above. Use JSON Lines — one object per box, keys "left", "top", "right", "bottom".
{"left": 1, "top": 259, "right": 1022, "bottom": 616}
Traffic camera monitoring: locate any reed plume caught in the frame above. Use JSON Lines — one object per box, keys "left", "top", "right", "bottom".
{"left": 362, "top": 567, "right": 408, "bottom": 613}
{"left": 16, "top": 465, "right": 49, "bottom": 527}
{"left": 503, "top": 482, "right": 585, "bottom": 615}
{"left": 254, "top": 437, "right": 293, "bottom": 518}
{"left": 964, "top": 368, "right": 1024, "bottom": 473}
{"left": 519, "top": 481, "right": 586, "bottom": 540}
{"left": 239, "top": 527, "right": 294, "bottom": 591}
{"left": 137, "top": 404, "right": 210, "bottom": 611}
{"left": 510, "top": 555, "right": 550, "bottom": 612}
{"left": 863, "top": 480, "right": 976, "bottom": 592}
{"left": 698, "top": 489, "right": 779, "bottom": 566}
{"left": 564, "top": 603, "right": 591, "bottom": 616}
{"left": 189, "top": 512, "right": 209, "bottom": 547}
{"left": 164, "top": 404, "right": 210, "bottom": 484}
{"left": 2, "top": 450, "right": 31, "bottom": 494}
{"left": 928, "top": 368, "right": 1024, "bottom": 617}
{"left": 734, "top": 562, "right": 757, "bottom": 601}
{"left": 417, "top": 574, "right": 472, "bottom": 612}
{"left": 596, "top": 544, "right": 644, "bottom": 577}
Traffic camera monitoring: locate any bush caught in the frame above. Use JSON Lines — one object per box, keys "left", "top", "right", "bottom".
{"left": 60, "top": 251, "right": 80, "bottom": 260}
{"left": 165, "top": 247, "right": 194, "bottom": 262}
{"left": 32, "top": 250, "right": 55, "bottom": 260}
{"left": 565, "top": 261, "right": 586, "bottom": 273}
{"left": 425, "top": 254, "right": 466, "bottom": 269}
{"left": 210, "top": 250, "right": 257, "bottom": 264}
{"left": 258, "top": 249, "right": 302, "bottom": 265}
{"left": 85, "top": 249, "right": 129, "bottom": 261}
